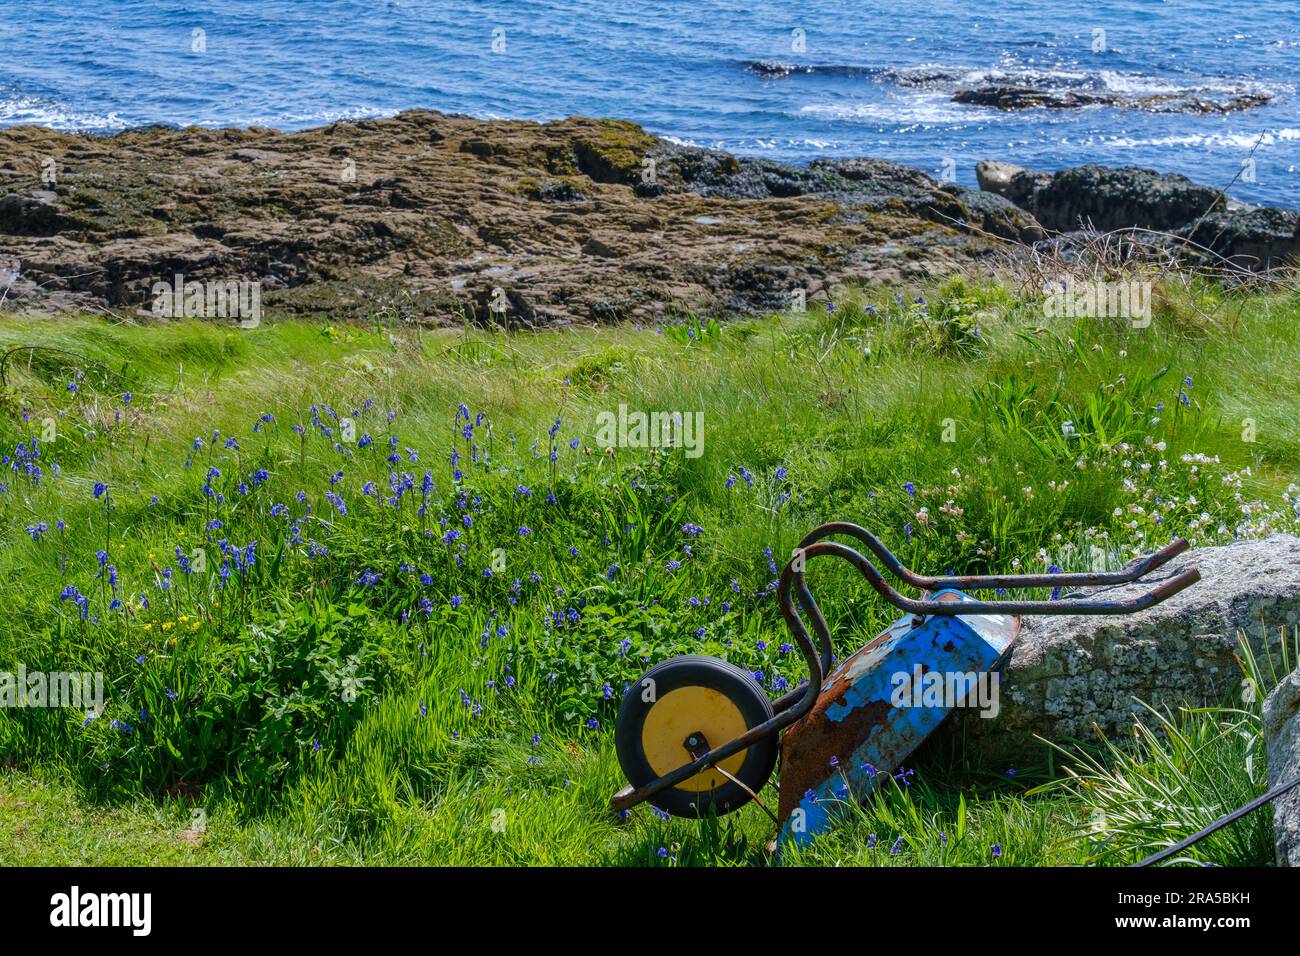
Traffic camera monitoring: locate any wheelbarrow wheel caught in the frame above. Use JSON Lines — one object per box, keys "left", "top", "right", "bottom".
{"left": 615, "top": 655, "right": 777, "bottom": 818}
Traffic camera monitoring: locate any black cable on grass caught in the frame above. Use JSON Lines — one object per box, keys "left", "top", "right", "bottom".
{"left": 1133, "top": 770, "right": 1300, "bottom": 867}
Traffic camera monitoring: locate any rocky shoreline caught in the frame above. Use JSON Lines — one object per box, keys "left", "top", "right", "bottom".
{"left": 1, "top": 110, "right": 1296, "bottom": 325}
{"left": 743, "top": 62, "right": 1275, "bottom": 115}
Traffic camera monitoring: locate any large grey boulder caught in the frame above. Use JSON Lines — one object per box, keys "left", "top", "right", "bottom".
{"left": 975, "top": 160, "right": 1024, "bottom": 196}
{"left": 947, "top": 534, "right": 1300, "bottom": 764}
{"left": 1263, "top": 671, "right": 1300, "bottom": 866}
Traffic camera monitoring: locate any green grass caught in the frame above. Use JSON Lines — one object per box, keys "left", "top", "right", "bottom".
{"left": 1, "top": 273, "right": 1298, "bottom": 866}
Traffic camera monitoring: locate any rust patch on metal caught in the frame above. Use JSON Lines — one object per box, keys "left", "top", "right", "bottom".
{"left": 777, "top": 694, "right": 892, "bottom": 821}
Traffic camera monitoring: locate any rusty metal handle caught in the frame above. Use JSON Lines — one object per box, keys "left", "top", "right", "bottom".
{"left": 798, "top": 521, "right": 1190, "bottom": 590}
{"left": 797, "top": 539, "right": 1200, "bottom": 617}
{"left": 768, "top": 573, "right": 835, "bottom": 715}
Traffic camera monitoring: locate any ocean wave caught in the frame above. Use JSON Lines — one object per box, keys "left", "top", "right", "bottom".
{"left": 0, "top": 94, "right": 130, "bottom": 132}
{"left": 797, "top": 96, "right": 1007, "bottom": 125}
{"left": 743, "top": 60, "right": 883, "bottom": 79}
{"left": 743, "top": 60, "right": 1280, "bottom": 101}
{"left": 1086, "top": 128, "right": 1300, "bottom": 150}
{"left": 200, "top": 106, "right": 397, "bottom": 129}
{"left": 0, "top": 98, "right": 403, "bottom": 136}
{"left": 662, "top": 133, "right": 862, "bottom": 153}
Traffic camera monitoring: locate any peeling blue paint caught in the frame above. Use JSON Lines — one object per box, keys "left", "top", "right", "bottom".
{"left": 778, "top": 589, "right": 1017, "bottom": 851}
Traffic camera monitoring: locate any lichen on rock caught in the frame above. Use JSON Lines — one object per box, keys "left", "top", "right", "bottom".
{"left": 1264, "top": 670, "right": 1300, "bottom": 866}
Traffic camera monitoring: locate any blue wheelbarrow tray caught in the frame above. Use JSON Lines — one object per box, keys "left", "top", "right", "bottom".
{"left": 776, "top": 589, "right": 1018, "bottom": 848}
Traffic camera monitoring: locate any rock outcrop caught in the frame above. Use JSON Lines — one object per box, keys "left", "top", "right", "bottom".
{"left": 946, "top": 534, "right": 1300, "bottom": 765}
{"left": 743, "top": 62, "right": 1274, "bottom": 115}
{"left": 1264, "top": 671, "right": 1300, "bottom": 866}
{"left": 953, "top": 87, "right": 1269, "bottom": 114}
{"left": 975, "top": 160, "right": 1300, "bottom": 270}
{"left": 5, "top": 110, "right": 1293, "bottom": 325}
{"left": 0, "top": 111, "right": 1036, "bottom": 325}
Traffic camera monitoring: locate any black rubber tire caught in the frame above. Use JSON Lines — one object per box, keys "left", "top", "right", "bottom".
{"left": 615, "top": 654, "right": 777, "bottom": 818}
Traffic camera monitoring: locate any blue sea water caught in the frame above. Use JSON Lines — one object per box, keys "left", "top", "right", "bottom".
{"left": 1, "top": 0, "right": 1297, "bottom": 205}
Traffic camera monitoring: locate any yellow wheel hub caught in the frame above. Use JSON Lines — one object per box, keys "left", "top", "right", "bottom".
{"left": 640, "top": 686, "right": 751, "bottom": 792}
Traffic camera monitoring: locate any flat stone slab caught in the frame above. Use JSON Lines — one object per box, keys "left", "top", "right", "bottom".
{"left": 946, "top": 534, "right": 1300, "bottom": 764}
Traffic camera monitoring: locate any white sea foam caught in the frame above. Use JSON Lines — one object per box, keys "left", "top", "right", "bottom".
{"left": 662, "top": 133, "right": 859, "bottom": 154}
{"left": 204, "top": 106, "right": 396, "bottom": 128}
{"left": 0, "top": 95, "right": 129, "bottom": 132}
{"left": 798, "top": 95, "right": 1006, "bottom": 125}
{"left": 1086, "top": 128, "right": 1300, "bottom": 150}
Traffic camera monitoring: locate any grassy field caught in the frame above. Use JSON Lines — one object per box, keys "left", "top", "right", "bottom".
{"left": 1, "top": 273, "right": 1298, "bottom": 866}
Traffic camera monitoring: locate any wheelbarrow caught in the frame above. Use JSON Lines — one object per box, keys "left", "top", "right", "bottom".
{"left": 610, "top": 522, "right": 1200, "bottom": 849}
